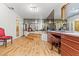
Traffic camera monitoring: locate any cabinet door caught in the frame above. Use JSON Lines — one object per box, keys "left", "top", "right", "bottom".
{"left": 47, "top": 33, "right": 53, "bottom": 43}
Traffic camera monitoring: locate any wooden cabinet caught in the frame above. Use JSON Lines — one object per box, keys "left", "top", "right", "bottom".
{"left": 61, "top": 34, "right": 79, "bottom": 56}
{"left": 47, "top": 32, "right": 61, "bottom": 44}
{"left": 47, "top": 32, "right": 54, "bottom": 44}
{"left": 47, "top": 32, "right": 61, "bottom": 53}
{"left": 48, "top": 31, "right": 79, "bottom": 55}
{"left": 47, "top": 32, "right": 57, "bottom": 44}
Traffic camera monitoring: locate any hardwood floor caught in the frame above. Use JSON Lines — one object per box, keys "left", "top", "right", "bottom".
{"left": 0, "top": 33, "right": 60, "bottom": 56}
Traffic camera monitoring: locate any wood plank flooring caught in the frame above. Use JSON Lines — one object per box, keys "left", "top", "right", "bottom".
{"left": 0, "top": 33, "right": 60, "bottom": 56}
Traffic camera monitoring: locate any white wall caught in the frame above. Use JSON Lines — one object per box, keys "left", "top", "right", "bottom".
{"left": 0, "top": 3, "right": 23, "bottom": 39}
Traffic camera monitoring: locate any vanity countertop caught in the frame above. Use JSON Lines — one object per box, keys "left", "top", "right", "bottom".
{"left": 47, "top": 31, "right": 79, "bottom": 37}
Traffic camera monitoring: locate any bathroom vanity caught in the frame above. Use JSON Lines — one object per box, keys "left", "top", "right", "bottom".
{"left": 61, "top": 32, "right": 79, "bottom": 56}
{"left": 47, "top": 31, "right": 79, "bottom": 56}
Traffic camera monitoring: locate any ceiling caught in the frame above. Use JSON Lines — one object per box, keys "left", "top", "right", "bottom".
{"left": 5, "top": 3, "right": 65, "bottom": 19}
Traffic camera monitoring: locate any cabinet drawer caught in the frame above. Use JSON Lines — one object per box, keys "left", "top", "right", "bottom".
{"left": 48, "top": 38, "right": 53, "bottom": 44}
{"left": 62, "top": 35, "right": 79, "bottom": 42}
{"left": 62, "top": 38, "right": 79, "bottom": 50}
{"left": 61, "top": 42, "right": 79, "bottom": 56}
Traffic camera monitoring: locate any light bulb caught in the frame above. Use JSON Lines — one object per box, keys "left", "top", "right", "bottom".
{"left": 49, "top": 20, "right": 52, "bottom": 23}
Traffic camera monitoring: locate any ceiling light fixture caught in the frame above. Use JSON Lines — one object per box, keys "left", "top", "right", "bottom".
{"left": 48, "top": 20, "right": 52, "bottom": 24}
{"left": 30, "top": 6, "right": 38, "bottom": 12}
{"left": 8, "top": 7, "right": 14, "bottom": 10}
{"left": 29, "top": 4, "right": 38, "bottom": 13}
